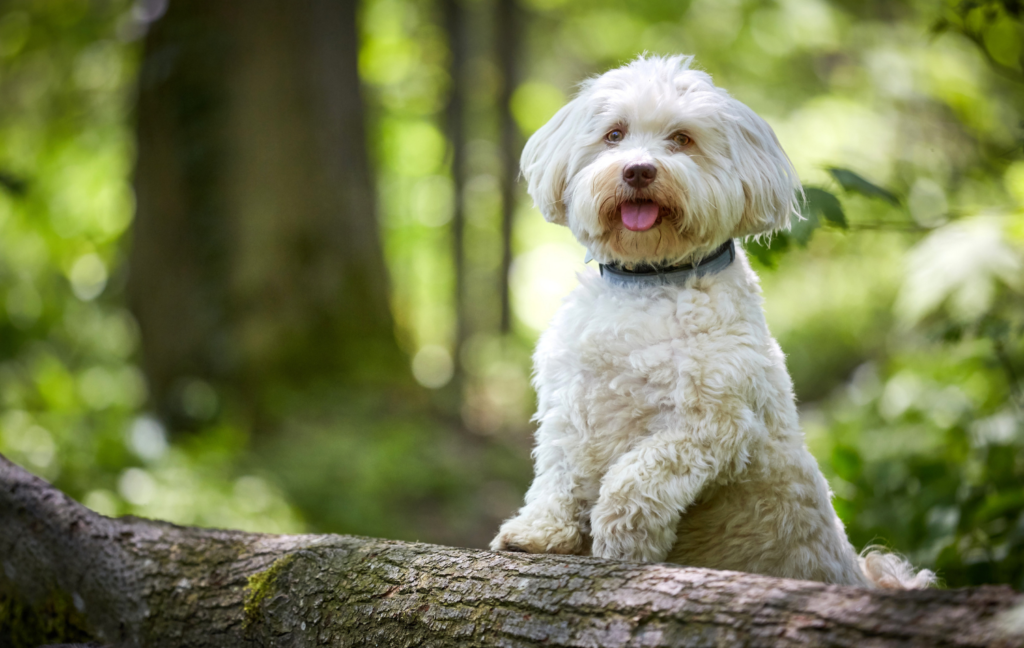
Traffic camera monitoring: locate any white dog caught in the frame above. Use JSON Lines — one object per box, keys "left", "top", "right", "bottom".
{"left": 491, "top": 55, "right": 934, "bottom": 589}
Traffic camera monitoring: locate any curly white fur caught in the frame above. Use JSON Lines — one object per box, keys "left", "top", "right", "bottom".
{"left": 492, "top": 54, "right": 935, "bottom": 589}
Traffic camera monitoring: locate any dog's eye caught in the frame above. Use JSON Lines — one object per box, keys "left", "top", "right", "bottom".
{"left": 605, "top": 129, "right": 624, "bottom": 143}
{"left": 671, "top": 132, "right": 692, "bottom": 147}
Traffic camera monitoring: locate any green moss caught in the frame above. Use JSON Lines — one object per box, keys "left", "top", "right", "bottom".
{"left": 0, "top": 588, "right": 97, "bottom": 648}
{"left": 244, "top": 555, "right": 296, "bottom": 630}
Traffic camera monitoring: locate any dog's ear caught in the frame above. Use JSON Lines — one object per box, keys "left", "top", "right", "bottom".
{"left": 520, "top": 96, "right": 588, "bottom": 226}
{"left": 727, "top": 102, "right": 802, "bottom": 238}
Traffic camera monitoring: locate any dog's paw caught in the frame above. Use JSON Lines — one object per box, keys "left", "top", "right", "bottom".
{"left": 590, "top": 504, "right": 674, "bottom": 563}
{"left": 490, "top": 516, "right": 585, "bottom": 555}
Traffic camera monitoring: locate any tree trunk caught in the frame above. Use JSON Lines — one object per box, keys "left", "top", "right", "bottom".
{"left": 496, "top": 0, "right": 521, "bottom": 335}
{"left": 2, "top": 454, "right": 1022, "bottom": 648}
{"left": 129, "top": 0, "right": 405, "bottom": 432}
{"left": 442, "top": 0, "right": 468, "bottom": 382}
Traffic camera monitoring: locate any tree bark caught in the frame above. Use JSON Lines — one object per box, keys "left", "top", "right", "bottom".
{"left": 129, "top": 0, "right": 406, "bottom": 432}
{"left": 442, "top": 0, "right": 468, "bottom": 381}
{"left": 496, "top": 0, "right": 521, "bottom": 335}
{"left": 2, "top": 455, "right": 1022, "bottom": 648}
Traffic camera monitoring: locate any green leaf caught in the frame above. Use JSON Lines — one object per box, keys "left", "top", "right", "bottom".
{"left": 0, "top": 170, "right": 28, "bottom": 196}
{"left": 831, "top": 445, "right": 863, "bottom": 482}
{"left": 749, "top": 188, "right": 845, "bottom": 260}
{"left": 974, "top": 488, "right": 1024, "bottom": 523}
{"left": 929, "top": 17, "right": 950, "bottom": 36}
{"left": 745, "top": 232, "right": 790, "bottom": 268}
{"left": 790, "top": 206, "right": 820, "bottom": 245}
{"left": 803, "top": 187, "right": 847, "bottom": 229}
{"left": 827, "top": 167, "right": 900, "bottom": 206}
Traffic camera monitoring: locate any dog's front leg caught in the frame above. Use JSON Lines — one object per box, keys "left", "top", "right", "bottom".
{"left": 490, "top": 444, "right": 587, "bottom": 555}
{"left": 590, "top": 416, "right": 757, "bottom": 562}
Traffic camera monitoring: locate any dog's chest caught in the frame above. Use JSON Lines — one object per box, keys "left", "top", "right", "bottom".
{"left": 538, "top": 282, "right": 746, "bottom": 470}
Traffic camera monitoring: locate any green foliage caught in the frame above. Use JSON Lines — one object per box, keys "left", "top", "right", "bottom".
{"left": 808, "top": 341, "right": 1024, "bottom": 589}
{"left": 0, "top": 0, "right": 303, "bottom": 535}
{"left": 749, "top": 168, "right": 901, "bottom": 266}
{"left": 0, "top": 171, "right": 28, "bottom": 196}
{"left": 0, "top": 0, "right": 141, "bottom": 501}
{"left": 805, "top": 186, "right": 849, "bottom": 227}
{"left": 827, "top": 167, "right": 900, "bottom": 206}
{"left": 746, "top": 184, "right": 851, "bottom": 266}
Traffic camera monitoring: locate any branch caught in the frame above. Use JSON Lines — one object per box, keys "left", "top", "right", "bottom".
{"left": 1, "top": 453, "right": 1021, "bottom": 648}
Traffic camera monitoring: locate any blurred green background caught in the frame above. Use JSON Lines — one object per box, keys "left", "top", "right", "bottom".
{"left": 0, "top": 0, "right": 1022, "bottom": 590}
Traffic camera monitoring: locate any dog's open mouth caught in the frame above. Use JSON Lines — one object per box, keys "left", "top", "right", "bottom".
{"left": 620, "top": 201, "right": 660, "bottom": 232}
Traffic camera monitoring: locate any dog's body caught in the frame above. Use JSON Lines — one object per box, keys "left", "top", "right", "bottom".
{"left": 491, "top": 55, "right": 933, "bottom": 588}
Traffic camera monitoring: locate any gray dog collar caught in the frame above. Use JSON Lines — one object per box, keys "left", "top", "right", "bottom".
{"left": 598, "top": 239, "right": 736, "bottom": 288}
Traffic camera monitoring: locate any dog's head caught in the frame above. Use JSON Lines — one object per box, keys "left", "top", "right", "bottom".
{"left": 521, "top": 54, "right": 801, "bottom": 268}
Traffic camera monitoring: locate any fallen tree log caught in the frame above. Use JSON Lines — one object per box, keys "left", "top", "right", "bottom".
{"left": 1, "top": 454, "right": 1022, "bottom": 648}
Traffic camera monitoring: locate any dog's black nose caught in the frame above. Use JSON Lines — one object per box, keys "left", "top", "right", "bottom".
{"left": 623, "top": 163, "right": 656, "bottom": 188}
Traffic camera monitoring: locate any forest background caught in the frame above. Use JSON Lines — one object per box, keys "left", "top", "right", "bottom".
{"left": 0, "top": 0, "right": 1021, "bottom": 591}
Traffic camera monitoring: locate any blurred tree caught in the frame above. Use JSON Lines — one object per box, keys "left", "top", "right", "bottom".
{"left": 496, "top": 0, "right": 522, "bottom": 334}
{"left": 129, "top": 0, "right": 407, "bottom": 432}
{"left": 0, "top": 0, "right": 306, "bottom": 535}
{"left": 442, "top": 0, "right": 468, "bottom": 380}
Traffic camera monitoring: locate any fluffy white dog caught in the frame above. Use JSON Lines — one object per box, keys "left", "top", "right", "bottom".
{"left": 491, "top": 54, "right": 934, "bottom": 589}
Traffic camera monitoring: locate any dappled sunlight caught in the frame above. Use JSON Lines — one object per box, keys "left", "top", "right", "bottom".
{"left": 510, "top": 239, "right": 586, "bottom": 333}
{"left": 775, "top": 98, "right": 896, "bottom": 187}
{"left": 897, "top": 217, "right": 1023, "bottom": 326}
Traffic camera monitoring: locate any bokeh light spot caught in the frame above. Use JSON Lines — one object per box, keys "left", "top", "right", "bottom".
{"left": 128, "top": 415, "right": 168, "bottom": 461}
{"left": 68, "top": 253, "right": 108, "bottom": 301}
{"left": 411, "top": 344, "right": 453, "bottom": 389}
{"left": 84, "top": 489, "right": 120, "bottom": 517}
{"left": 511, "top": 82, "right": 566, "bottom": 136}
{"left": 119, "top": 467, "right": 156, "bottom": 506}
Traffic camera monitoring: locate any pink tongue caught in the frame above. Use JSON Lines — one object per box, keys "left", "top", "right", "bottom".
{"left": 621, "top": 202, "right": 660, "bottom": 231}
